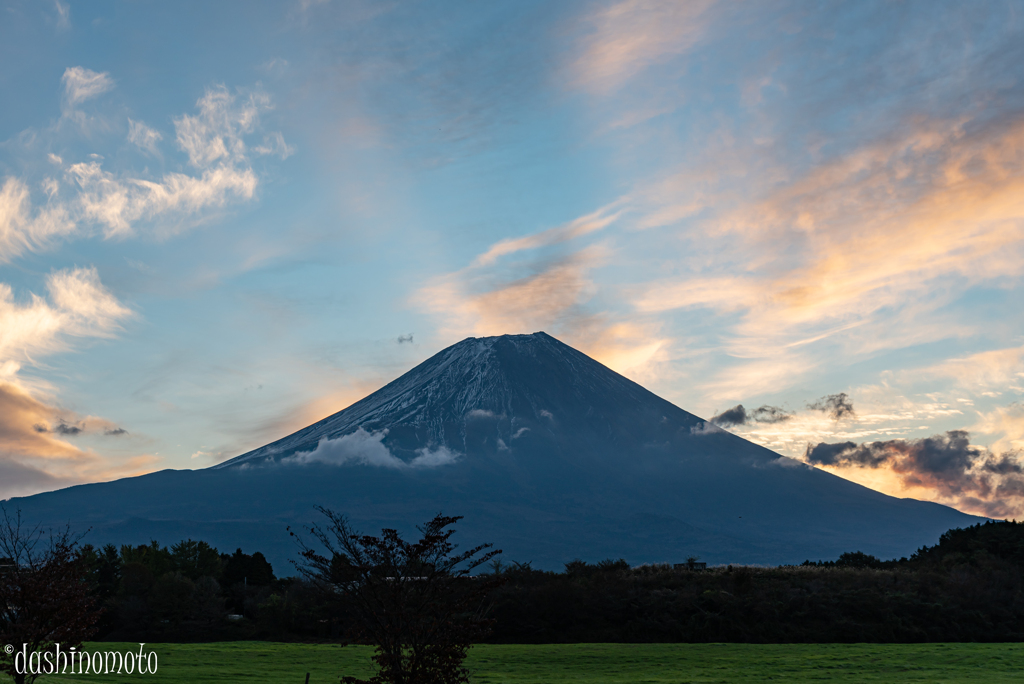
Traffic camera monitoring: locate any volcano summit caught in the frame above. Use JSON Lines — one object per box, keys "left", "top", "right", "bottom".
{"left": 11, "top": 332, "right": 981, "bottom": 570}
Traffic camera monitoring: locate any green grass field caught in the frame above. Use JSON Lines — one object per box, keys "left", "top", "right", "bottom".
{"left": 8, "top": 642, "right": 1021, "bottom": 683}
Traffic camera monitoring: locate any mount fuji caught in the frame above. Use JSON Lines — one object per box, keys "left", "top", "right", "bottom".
{"left": 9, "top": 332, "right": 982, "bottom": 571}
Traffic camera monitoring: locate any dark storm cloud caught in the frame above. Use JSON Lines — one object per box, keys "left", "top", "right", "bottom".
{"left": 397, "top": 334, "right": 414, "bottom": 344}
{"left": 749, "top": 405, "right": 794, "bottom": 424}
{"left": 805, "top": 441, "right": 864, "bottom": 466}
{"left": 805, "top": 430, "right": 1024, "bottom": 517}
{"left": 32, "top": 421, "right": 87, "bottom": 435}
{"left": 710, "top": 405, "right": 747, "bottom": 427}
{"left": 53, "top": 422, "right": 83, "bottom": 436}
{"left": 711, "top": 404, "right": 793, "bottom": 427}
{"left": 105, "top": 428, "right": 128, "bottom": 436}
{"left": 806, "top": 430, "right": 975, "bottom": 477}
{"left": 808, "top": 393, "right": 855, "bottom": 420}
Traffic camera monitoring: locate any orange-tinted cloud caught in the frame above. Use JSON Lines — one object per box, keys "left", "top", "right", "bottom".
{"left": 806, "top": 430, "right": 1024, "bottom": 518}
{"left": 0, "top": 378, "right": 160, "bottom": 497}
{"left": 0, "top": 267, "right": 140, "bottom": 498}
{"left": 633, "top": 116, "right": 1024, "bottom": 396}
{"left": 473, "top": 201, "right": 624, "bottom": 267}
{"left": 0, "top": 382, "right": 84, "bottom": 461}
{"left": 417, "top": 208, "right": 668, "bottom": 379}
{"left": 573, "top": 0, "right": 716, "bottom": 94}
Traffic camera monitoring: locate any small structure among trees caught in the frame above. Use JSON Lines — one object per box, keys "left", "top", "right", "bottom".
{"left": 674, "top": 556, "right": 706, "bottom": 571}
{"left": 292, "top": 508, "right": 501, "bottom": 684}
{"left": 0, "top": 505, "right": 100, "bottom": 684}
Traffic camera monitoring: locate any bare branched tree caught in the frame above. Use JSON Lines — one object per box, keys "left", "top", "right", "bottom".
{"left": 291, "top": 509, "right": 501, "bottom": 684}
{"left": 0, "top": 505, "right": 100, "bottom": 684}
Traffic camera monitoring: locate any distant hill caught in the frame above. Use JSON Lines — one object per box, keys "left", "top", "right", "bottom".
{"left": 8, "top": 332, "right": 984, "bottom": 572}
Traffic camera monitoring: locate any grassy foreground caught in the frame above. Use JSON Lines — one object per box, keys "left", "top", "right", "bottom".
{"left": 16, "top": 642, "right": 1022, "bottom": 683}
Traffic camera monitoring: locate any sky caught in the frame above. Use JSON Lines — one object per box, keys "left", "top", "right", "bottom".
{"left": 1, "top": 0, "right": 1023, "bottom": 518}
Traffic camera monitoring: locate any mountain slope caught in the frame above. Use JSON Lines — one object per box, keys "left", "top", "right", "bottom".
{"left": 9, "top": 332, "right": 984, "bottom": 571}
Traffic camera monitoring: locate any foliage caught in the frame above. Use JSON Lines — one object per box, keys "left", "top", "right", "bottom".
{"left": 292, "top": 509, "right": 502, "bottom": 684}
{"left": 0, "top": 505, "right": 100, "bottom": 684}
{"left": 484, "top": 521, "right": 1024, "bottom": 643}
{"left": 221, "top": 548, "right": 275, "bottom": 588}
{"left": 23, "top": 518, "right": 1024, "bottom": 648}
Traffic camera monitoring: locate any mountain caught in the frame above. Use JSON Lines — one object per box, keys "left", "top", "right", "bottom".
{"left": 8, "top": 332, "right": 983, "bottom": 572}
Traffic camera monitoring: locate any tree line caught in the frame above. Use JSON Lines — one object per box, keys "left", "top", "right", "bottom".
{"left": 6, "top": 512, "right": 1024, "bottom": 646}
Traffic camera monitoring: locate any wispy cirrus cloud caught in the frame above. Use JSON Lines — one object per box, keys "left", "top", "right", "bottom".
{"left": 0, "top": 267, "right": 138, "bottom": 498}
{"left": 421, "top": 246, "right": 608, "bottom": 340}
{"left": 53, "top": 0, "right": 71, "bottom": 31}
{"left": 1, "top": 76, "right": 286, "bottom": 257}
{"left": 631, "top": 115, "right": 1024, "bottom": 397}
{"left": 61, "top": 66, "right": 114, "bottom": 109}
{"left": 573, "top": 0, "right": 717, "bottom": 94}
{"left": 67, "top": 158, "right": 257, "bottom": 238}
{"left": 919, "top": 346, "right": 1024, "bottom": 395}
{"left": 127, "top": 118, "right": 163, "bottom": 156}
{"left": 417, "top": 205, "right": 668, "bottom": 379}
{"left": 0, "top": 177, "right": 77, "bottom": 263}
{"left": 473, "top": 201, "right": 624, "bottom": 267}
{"left": 973, "top": 403, "right": 1024, "bottom": 456}
{"left": 0, "top": 266, "right": 130, "bottom": 367}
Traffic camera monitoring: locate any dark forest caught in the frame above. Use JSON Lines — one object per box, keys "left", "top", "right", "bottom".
{"left": 66, "top": 520, "right": 1024, "bottom": 644}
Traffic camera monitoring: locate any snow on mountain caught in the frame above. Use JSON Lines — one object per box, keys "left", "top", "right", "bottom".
{"left": 9, "top": 332, "right": 985, "bottom": 571}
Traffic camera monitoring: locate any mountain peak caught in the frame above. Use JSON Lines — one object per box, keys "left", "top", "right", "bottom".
{"left": 214, "top": 331, "right": 689, "bottom": 469}
{"left": 15, "top": 331, "right": 983, "bottom": 569}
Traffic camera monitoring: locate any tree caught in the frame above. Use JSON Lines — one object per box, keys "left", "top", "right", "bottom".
{"left": 0, "top": 505, "right": 100, "bottom": 684}
{"left": 170, "top": 539, "right": 222, "bottom": 581}
{"left": 292, "top": 509, "right": 501, "bottom": 684}
{"left": 221, "top": 548, "right": 276, "bottom": 587}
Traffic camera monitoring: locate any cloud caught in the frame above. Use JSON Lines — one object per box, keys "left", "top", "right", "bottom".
{"left": 973, "top": 403, "right": 1024, "bottom": 455}
{"left": 0, "top": 269, "right": 134, "bottom": 498}
{"left": 630, "top": 114, "right": 1024, "bottom": 397}
{"left": 690, "top": 421, "right": 724, "bottom": 436}
{"left": 750, "top": 405, "right": 793, "bottom": 424}
{"left": 573, "top": 0, "right": 717, "bottom": 93}
{"left": 419, "top": 228, "right": 668, "bottom": 380}
{"left": 710, "top": 405, "right": 746, "bottom": 427}
{"left": 4, "top": 78, "right": 284, "bottom": 257}
{"left": 0, "top": 382, "right": 84, "bottom": 462}
{"left": 473, "top": 201, "right": 624, "bottom": 267}
{"left": 290, "top": 428, "right": 404, "bottom": 468}
{"left": 53, "top": 422, "right": 83, "bottom": 435}
{"left": 397, "top": 333, "right": 414, "bottom": 344}
{"left": 710, "top": 403, "right": 793, "bottom": 427}
{"left": 808, "top": 393, "right": 855, "bottom": 421}
{"left": 68, "top": 159, "right": 258, "bottom": 238}
{"left": 0, "top": 457, "right": 74, "bottom": 499}
{"left": 921, "top": 346, "right": 1024, "bottom": 393}
{"left": 431, "top": 247, "right": 608, "bottom": 337}
{"left": 0, "top": 177, "right": 77, "bottom": 263}
{"left": 61, "top": 67, "right": 114, "bottom": 108}
{"left": 54, "top": 0, "right": 70, "bottom": 30}
{"left": 127, "top": 118, "right": 164, "bottom": 156}
{"left": 77, "top": 86, "right": 268, "bottom": 236}
{"left": 252, "top": 131, "right": 295, "bottom": 160}
{"left": 409, "top": 445, "right": 459, "bottom": 468}
{"left": 104, "top": 427, "right": 128, "bottom": 436}
{"left": 0, "top": 267, "right": 130, "bottom": 366}
{"left": 174, "top": 86, "right": 271, "bottom": 168}
{"left": 288, "top": 427, "right": 460, "bottom": 469}
{"left": 805, "top": 430, "right": 1024, "bottom": 517}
